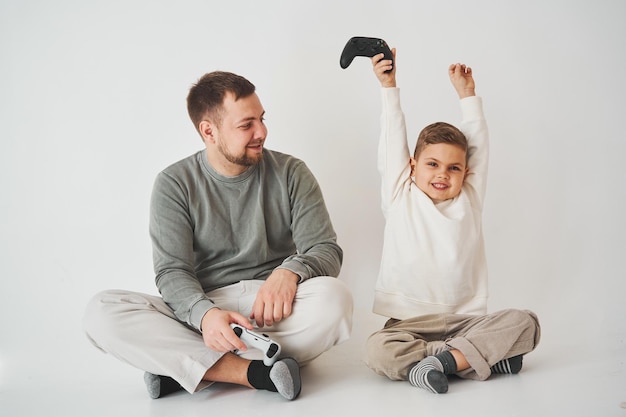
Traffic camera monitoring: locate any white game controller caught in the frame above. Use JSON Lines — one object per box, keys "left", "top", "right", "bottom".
{"left": 230, "top": 324, "right": 281, "bottom": 366}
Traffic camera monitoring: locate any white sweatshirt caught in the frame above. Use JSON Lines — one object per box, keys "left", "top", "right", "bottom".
{"left": 373, "top": 88, "right": 489, "bottom": 320}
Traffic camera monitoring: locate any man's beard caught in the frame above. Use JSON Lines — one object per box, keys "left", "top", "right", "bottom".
{"left": 217, "top": 142, "right": 263, "bottom": 167}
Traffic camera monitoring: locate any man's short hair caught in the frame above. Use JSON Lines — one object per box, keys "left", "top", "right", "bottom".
{"left": 187, "top": 71, "right": 256, "bottom": 132}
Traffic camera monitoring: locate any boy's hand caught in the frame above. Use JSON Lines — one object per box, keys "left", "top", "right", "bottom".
{"left": 372, "top": 48, "right": 396, "bottom": 88}
{"left": 449, "top": 63, "right": 476, "bottom": 99}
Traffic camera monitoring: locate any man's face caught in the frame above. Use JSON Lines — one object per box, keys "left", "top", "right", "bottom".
{"left": 205, "top": 92, "right": 267, "bottom": 175}
{"left": 410, "top": 143, "right": 468, "bottom": 203}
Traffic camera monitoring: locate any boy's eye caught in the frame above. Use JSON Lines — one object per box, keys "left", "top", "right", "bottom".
{"left": 450, "top": 166, "right": 460, "bottom": 171}
{"left": 427, "top": 162, "right": 437, "bottom": 167}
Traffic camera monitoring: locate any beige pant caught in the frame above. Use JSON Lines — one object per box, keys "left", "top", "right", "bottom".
{"left": 365, "top": 309, "right": 541, "bottom": 381}
{"left": 83, "top": 277, "right": 353, "bottom": 393}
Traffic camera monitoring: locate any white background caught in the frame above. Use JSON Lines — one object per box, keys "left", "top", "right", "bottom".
{"left": 1, "top": 0, "right": 625, "bottom": 413}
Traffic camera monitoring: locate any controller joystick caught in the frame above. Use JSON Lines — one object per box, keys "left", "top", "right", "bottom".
{"left": 340, "top": 36, "right": 394, "bottom": 70}
{"left": 230, "top": 324, "right": 281, "bottom": 366}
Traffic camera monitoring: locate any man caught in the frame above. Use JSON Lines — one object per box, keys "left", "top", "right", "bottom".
{"left": 83, "top": 71, "right": 353, "bottom": 401}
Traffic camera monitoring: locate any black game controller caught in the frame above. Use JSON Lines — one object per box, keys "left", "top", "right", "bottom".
{"left": 340, "top": 36, "right": 394, "bottom": 70}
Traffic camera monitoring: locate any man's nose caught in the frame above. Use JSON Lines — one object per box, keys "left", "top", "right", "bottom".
{"left": 255, "top": 123, "right": 267, "bottom": 139}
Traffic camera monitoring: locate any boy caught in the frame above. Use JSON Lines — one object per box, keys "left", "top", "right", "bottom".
{"left": 364, "top": 49, "right": 540, "bottom": 394}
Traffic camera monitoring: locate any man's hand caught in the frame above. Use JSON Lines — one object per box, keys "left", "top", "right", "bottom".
{"left": 449, "top": 63, "right": 476, "bottom": 99}
{"left": 250, "top": 268, "right": 299, "bottom": 327}
{"left": 200, "top": 308, "right": 252, "bottom": 352}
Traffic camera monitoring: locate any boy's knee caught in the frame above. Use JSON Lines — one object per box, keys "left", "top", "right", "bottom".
{"left": 500, "top": 308, "right": 541, "bottom": 350}
{"left": 364, "top": 331, "right": 400, "bottom": 379}
{"left": 509, "top": 309, "right": 540, "bottom": 331}
{"left": 520, "top": 309, "right": 541, "bottom": 346}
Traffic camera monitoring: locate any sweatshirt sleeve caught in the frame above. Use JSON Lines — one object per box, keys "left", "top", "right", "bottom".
{"left": 378, "top": 87, "right": 412, "bottom": 217}
{"left": 150, "top": 171, "right": 215, "bottom": 331}
{"left": 459, "top": 96, "right": 489, "bottom": 203}
{"left": 277, "top": 161, "right": 343, "bottom": 281}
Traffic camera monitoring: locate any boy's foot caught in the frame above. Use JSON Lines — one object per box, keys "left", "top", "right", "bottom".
{"left": 491, "top": 355, "right": 523, "bottom": 374}
{"left": 408, "top": 355, "right": 452, "bottom": 394}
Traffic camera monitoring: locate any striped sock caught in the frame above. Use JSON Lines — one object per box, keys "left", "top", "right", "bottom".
{"left": 491, "top": 355, "right": 523, "bottom": 374}
{"left": 408, "top": 351, "right": 456, "bottom": 394}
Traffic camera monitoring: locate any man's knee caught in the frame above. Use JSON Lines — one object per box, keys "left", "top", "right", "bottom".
{"left": 82, "top": 289, "right": 150, "bottom": 346}
{"left": 298, "top": 276, "right": 353, "bottom": 321}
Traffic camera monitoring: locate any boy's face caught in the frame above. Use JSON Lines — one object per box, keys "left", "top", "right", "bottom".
{"left": 410, "top": 143, "right": 468, "bottom": 203}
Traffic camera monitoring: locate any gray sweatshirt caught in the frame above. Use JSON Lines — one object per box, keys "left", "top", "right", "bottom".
{"left": 149, "top": 148, "right": 342, "bottom": 330}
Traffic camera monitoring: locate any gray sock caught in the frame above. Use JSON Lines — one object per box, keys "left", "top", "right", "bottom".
{"left": 143, "top": 372, "right": 183, "bottom": 399}
{"left": 269, "top": 358, "right": 301, "bottom": 400}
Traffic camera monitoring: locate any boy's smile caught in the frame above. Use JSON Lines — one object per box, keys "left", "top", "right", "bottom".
{"left": 410, "top": 143, "right": 468, "bottom": 203}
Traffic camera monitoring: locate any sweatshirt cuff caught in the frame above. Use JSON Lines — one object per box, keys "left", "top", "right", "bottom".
{"left": 189, "top": 298, "right": 218, "bottom": 331}
{"left": 381, "top": 87, "right": 401, "bottom": 106}
{"left": 276, "top": 260, "right": 310, "bottom": 283}
{"left": 460, "top": 96, "right": 483, "bottom": 120}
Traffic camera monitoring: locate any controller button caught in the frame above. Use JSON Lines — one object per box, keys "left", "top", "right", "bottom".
{"left": 267, "top": 344, "right": 279, "bottom": 357}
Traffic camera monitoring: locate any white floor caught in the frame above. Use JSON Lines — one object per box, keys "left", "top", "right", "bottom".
{"left": 2, "top": 308, "right": 625, "bottom": 417}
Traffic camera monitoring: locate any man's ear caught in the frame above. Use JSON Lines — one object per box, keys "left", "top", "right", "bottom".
{"left": 199, "top": 120, "right": 215, "bottom": 143}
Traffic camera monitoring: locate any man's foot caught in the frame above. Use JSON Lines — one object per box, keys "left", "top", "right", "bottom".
{"left": 247, "top": 357, "right": 302, "bottom": 400}
{"left": 270, "top": 358, "right": 301, "bottom": 400}
{"left": 144, "top": 372, "right": 184, "bottom": 399}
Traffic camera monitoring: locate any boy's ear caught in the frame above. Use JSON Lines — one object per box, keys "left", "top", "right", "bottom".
{"left": 199, "top": 120, "right": 215, "bottom": 143}
{"left": 409, "top": 157, "right": 417, "bottom": 177}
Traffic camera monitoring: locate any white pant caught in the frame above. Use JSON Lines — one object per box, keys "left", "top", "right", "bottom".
{"left": 83, "top": 277, "right": 353, "bottom": 393}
